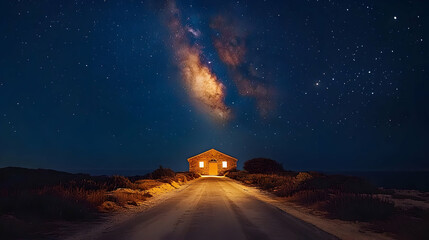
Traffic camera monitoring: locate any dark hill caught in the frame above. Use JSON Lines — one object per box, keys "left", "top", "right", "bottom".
{"left": 0, "top": 167, "right": 90, "bottom": 190}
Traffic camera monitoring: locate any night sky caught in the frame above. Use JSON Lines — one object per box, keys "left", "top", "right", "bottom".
{"left": 0, "top": 0, "right": 428, "bottom": 174}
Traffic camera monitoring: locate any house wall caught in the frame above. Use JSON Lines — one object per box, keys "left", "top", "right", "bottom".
{"left": 188, "top": 152, "right": 237, "bottom": 175}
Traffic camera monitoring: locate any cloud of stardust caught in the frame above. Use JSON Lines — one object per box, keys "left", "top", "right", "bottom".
{"left": 211, "top": 16, "right": 274, "bottom": 116}
{"left": 164, "top": 2, "right": 231, "bottom": 121}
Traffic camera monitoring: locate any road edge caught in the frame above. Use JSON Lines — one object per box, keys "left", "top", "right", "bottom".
{"left": 63, "top": 177, "right": 203, "bottom": 240}
{"left": 228, "top": 178, "right": 394, "bottom": 240}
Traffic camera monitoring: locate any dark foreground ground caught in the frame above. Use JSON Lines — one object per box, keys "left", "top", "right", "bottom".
{"left": 3, "top": 167, "right": 428, "bottom": 239}
{"left": 89, "top": 177, "right": 336, "bottom": 240}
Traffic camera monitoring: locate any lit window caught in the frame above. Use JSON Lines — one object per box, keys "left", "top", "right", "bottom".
{"left": 199, "top": 161, "right": 204, "bottom": 168}
{"left": 222, "top": 161, "right": 227, "bottom": 168}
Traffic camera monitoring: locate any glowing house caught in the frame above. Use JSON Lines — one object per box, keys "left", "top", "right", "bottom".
{"left": 188, "top": 149, "right": 237, "bottom": 175}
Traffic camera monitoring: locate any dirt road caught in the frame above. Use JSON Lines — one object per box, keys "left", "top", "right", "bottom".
{"left": 94, "top": 176, "right": 337, "bottom": 240}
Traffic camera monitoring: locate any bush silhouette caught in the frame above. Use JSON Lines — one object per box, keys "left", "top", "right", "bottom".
{"left": 149, "top": 166, "right": 175, "bottom": 179}
{"left": 323, "top": 194, "right": 395, "bottom": 221}
{"left": 106, "top": 175, "right": 135, "bottom": 190}
{"left": 243, "top": 158, "right": 284, "bottom": 174}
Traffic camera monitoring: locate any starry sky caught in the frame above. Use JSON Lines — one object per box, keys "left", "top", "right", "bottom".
{"left": 0, "top": 0, "right": 428, "bottom": 174}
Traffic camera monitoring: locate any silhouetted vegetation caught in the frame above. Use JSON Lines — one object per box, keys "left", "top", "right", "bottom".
{"left": 323, "top": 194, "right": 395, "bottom": 221}
{"left": 303, "top": 174, "right": 379, "bottom": 194}
{"left": 148, "top": 166, "right": 176, "bottom": 179}
{"left": 370, "top": 207, "right": 429, "bottom": 240}
{"left": 0, "top": 167, "right": 200, "bottom": 239}
{"left": 228, "top": 171, "right": 389, "bottom": 221}
{"left": 228, "top": 170, "right": 429, "bottom": 239}
{"left": 106, "top": 175, "right": 137, "bottom": 190}
{"left": 288, "top": 190, "right": 330, "bottom": 206}
{"left": 243, "top": 158, "right": 284, "bottom": 174}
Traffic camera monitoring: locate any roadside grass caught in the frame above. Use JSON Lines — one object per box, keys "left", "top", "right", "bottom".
{"left": 0, "top": 188, "right": 102, "bottom": 221}
{"left": 323, "top": 193, "right": 395, "bottom": 221}
{"left": 134, "top": 179, "right": 164, "bottom": 190}
{"left": 107, "top": 190, "right": 148, "bottom": 206}
{"left": 287, "top": 189, "right": 330, "bottom": 206}
{"left": 0, "top": 167, "right": 200, "bottom": 238}
{"left": 227, "top": 171, "right": 429, "bottom": 239}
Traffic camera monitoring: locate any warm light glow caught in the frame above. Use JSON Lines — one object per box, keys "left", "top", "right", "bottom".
{"left": 222, "top": 161, "right": 227, "bottom": 168}
{"left": 199, "top": 161, "right": 204, "bottom": 168}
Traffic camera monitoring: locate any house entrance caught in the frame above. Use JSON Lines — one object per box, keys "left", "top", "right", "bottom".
{"left": 208, "top": 159, "right": 218, "bottom": 175}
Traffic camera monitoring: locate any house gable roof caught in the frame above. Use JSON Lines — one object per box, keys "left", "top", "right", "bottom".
{"left": 187, "top": 149, "right": 237, "bottom": 162}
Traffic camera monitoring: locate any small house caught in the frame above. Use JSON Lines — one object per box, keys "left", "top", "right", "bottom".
{"left": 188, "top": 149, "right": 237, "bottom": 175}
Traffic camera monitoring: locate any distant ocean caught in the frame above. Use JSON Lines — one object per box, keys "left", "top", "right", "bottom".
{"left": 326, "top": 171, "right": 429, "bottom": 192}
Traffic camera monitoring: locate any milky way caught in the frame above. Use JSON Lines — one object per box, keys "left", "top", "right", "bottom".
{"left": 0, "top": 0, "right": 427, "bottom": 172}
{"left": 165, "top": 1, "right": 230, "bottom": 121}
{"left": 211, "top": 16, "right": 274, "bottom": 116}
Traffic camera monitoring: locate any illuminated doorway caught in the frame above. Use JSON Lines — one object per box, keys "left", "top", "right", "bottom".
{"left": 208, "top": 159, "right": 218, "bottom": 175}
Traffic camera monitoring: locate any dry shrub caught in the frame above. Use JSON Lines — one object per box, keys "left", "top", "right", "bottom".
{"left": 0, "top": 167, "right": 199, "bottom": 225}
{"left": 148, "top": 166, "right": 175, "bottom": 179}
{"left": 323, "top": 194, "right": 395, "bottom": 222}
{"left": 288, "top": 190, "right": 330, "bottom": 206}
{"left": 250, "top": 175, "right": 283, "bottom": 189}
{"left": 40, "top": 186, "right": 107, "bottom": 207}
{"left": 274, "top": 180, "right": 300, "bottom": 197}
{"left": 175, "top": 173, "right": 188, "bottom": 183}
{"left": 108, "top": 190, "right": 147, "bottom": 206}
{"left": 227, "top": 171, "right": 414, "bottom": 238}
{"left": 175, "top": 172, "right": 200, "bottom": 182}
{"left": 184, "top": 172, "right": 200, "bottom": 179}
{"left": 227, "top": 172, "right": 299, "bottom": 196}
{"left": 98, "top": 201, "right": 117, "bottom": 212}
{"left": 225, "top": 171, "right": 246, "bottom": 181}
{"left": 135, "top": 179, "right": 164, "bottom": 190}
{"left": 303, "top": 175, "right": 378, "bottom": 194}
{"left": 105, "top": 175, "right": 136, "bottom": 190}
{"left": 0, "top": 188, "right": 100, "bottom": 221}
{"left": 159, "top": 176, "right": 175, "bottom": 183}
{"left": 85, "top": 190, "right": 108, "bottom": 207}
{"left": 295, "top": 172, "right": 313, "bottom": 182}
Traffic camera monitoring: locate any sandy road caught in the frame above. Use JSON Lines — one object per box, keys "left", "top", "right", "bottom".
{"left": 94, "top": 176, "right": 337, "bottom": 240}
